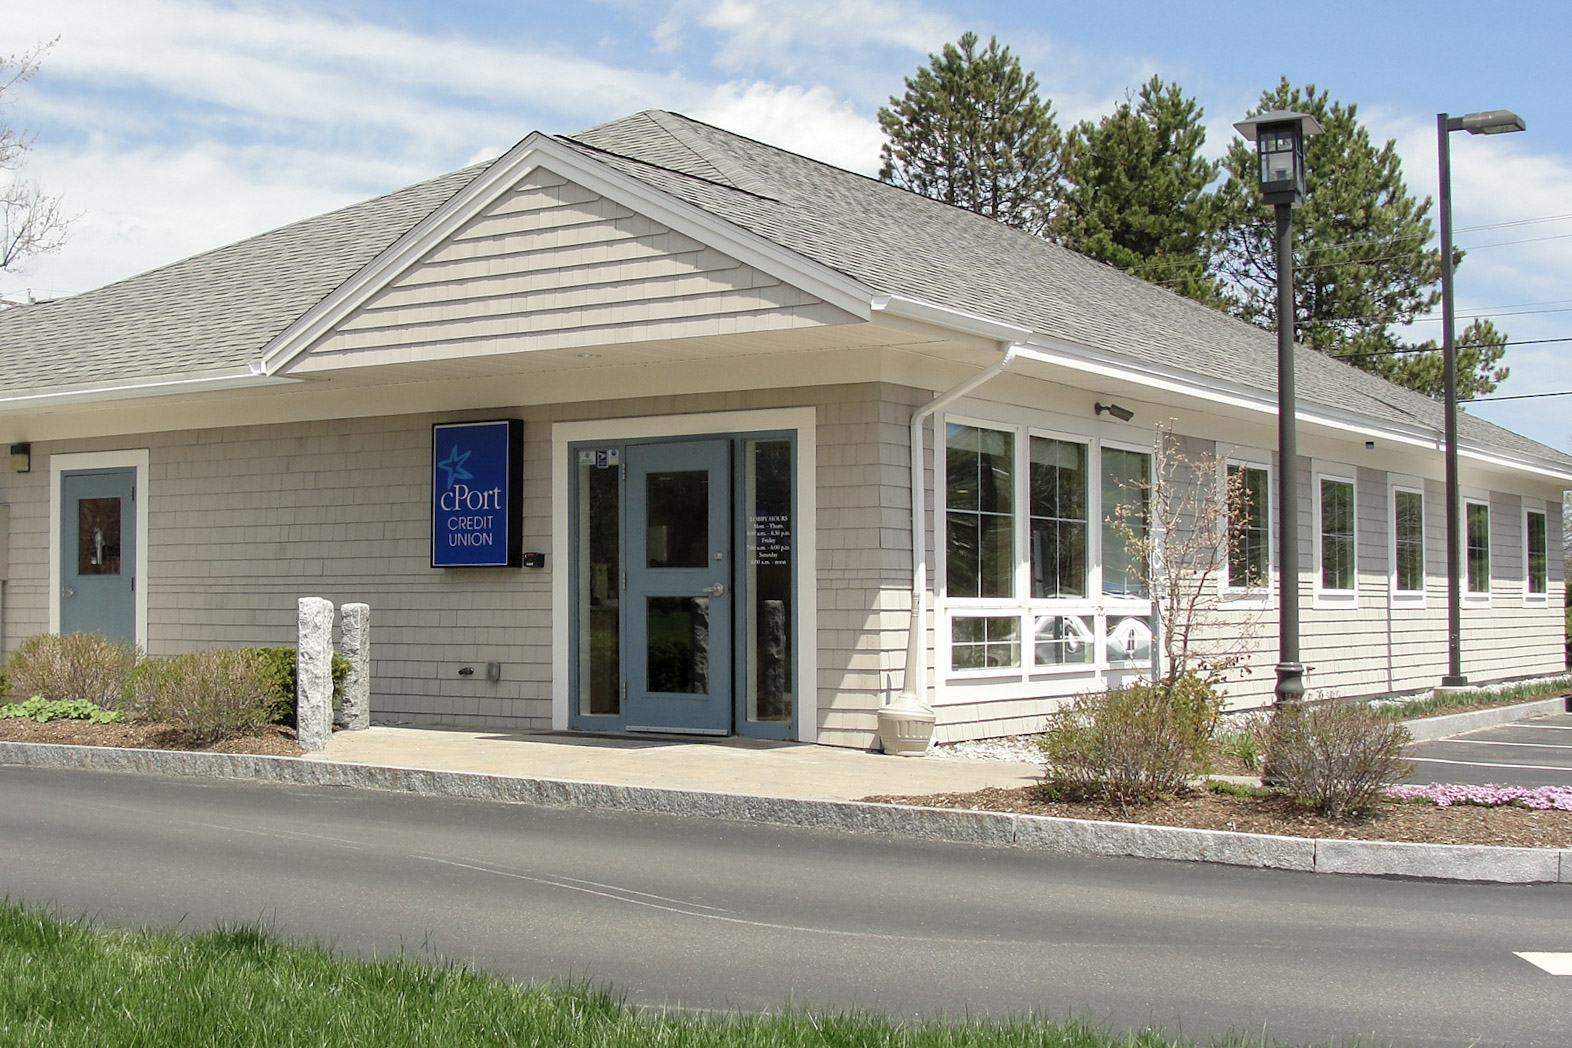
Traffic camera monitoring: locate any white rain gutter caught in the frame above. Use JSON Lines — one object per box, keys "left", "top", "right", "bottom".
{"left": 896, "top": 342, "right": 1023, "bottom": 712}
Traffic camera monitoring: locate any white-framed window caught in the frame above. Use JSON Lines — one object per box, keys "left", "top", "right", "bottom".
{"left": 1314, "top": 470, "right": 1357, "bottom": 601}
{"left": 1465, "top": 498, "right": 1491, "bottom": 598}
{"left": 1223, "top": 458, "right": 1271, "bottom": 594}
{"left": 1390, "top": 482, "right": 1425, "bottom": 600}
{"left": 1525, "top": 505, "right": 1548, "bottom": 601}
{"left": 941, "top": 415, "right": 1152, "bottom": 680}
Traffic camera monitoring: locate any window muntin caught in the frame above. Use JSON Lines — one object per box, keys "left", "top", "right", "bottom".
{"left": 1527, "top": 509, "right": 1548, "bottom": 596}
{"left": 1466, "top": 501, "right": 1490, "bottom": 594}
{"left": 1101, "top": 447, "right": 1150, "bottom": 598}
{"left": 1226, "top": 464, "right": 1270, "bottom": 589}
{"left": 945, "top": 424, "right": 1014, "bottom": 599}
{"left": 1029, "top": 436, "right": 1088, "bottom": 598}
{"left": 1393, "top": 489, "right": 1425, "bottom": 594}
{"left": 1319, "top": 477, "right": 1355, "bottom": 592}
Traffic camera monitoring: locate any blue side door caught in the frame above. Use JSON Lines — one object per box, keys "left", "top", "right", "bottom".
{"left": 60, "top": 468, "right": 137, "bottom": 643}
{"left": 623, "top": 440, "right": 732, "bottom": 734}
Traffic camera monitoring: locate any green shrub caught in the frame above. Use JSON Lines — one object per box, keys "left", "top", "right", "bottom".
{"left": 1215, "top": 727, "right": 1265, "bottom": 772}
{"left": 0, "top": 696, "right": 125, "bottom": 723}
{"left": 124, "top": 649, "right": 282, "bottom": 744}
{"left": 3, "top": 633, "right": 139, "bottom": 709}
{"left": 1265, "top": 700, "right": 1414, "bottom": 818}
{"left": 241, "top": 647, "right": 352, "bottom": 727}
{"left": 1036, "top": 672, "right": 1223, "bottom": 806}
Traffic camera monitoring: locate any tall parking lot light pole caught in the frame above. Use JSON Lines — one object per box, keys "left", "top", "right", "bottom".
{"left": 1233, "top": 110, "right": 1322, "bottom": 710}
{"left": 1437, "top": 109, "right": 1525, "bottom": 688}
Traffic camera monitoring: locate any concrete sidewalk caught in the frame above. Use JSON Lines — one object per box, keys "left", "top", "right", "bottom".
{"left": 307, "top": 726, "right": 1041, "bottom": 801}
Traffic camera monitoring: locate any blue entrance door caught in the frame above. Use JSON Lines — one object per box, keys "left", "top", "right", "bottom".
{"left": 624, "top": 440, "right": 732, "bottom": 734}
{"left": 60, "top": 468, "right": 137, "bottom": 643}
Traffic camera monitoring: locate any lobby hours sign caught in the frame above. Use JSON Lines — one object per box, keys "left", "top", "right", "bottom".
{"left": 431, "top": 419, "right": 524, "bottom": 568}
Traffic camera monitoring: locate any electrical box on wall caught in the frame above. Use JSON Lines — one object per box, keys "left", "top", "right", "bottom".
{"left": 521, "top": 551, "right": 545, "bottom": 568}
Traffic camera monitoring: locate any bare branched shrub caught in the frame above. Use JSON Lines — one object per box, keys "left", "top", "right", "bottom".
{"left": 125, "top": 649, "right": 282, "bottom": 744}
{"left": 1038, "top": 674, "right": 1222, "bottom": 806}
{"left": 4, "top": 632, "right": 139, "bottom": 708}
{"left": 1266, "top": 700, "right": 1414, "bottom": 818}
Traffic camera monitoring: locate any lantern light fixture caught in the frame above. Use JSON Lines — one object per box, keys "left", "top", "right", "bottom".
{"left": 1232, "top": 110, "right": 1324, "bottom": 207}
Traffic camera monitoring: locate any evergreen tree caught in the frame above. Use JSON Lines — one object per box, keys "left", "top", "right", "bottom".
{"left": 1213, "top": 79, "right": 1508, "bottom": 398}
{"left": 878, "top": 32, "right": 1061, "bottom": 235}
{"left": 1055, "top": 76, "right": 1221, "bottom": 305}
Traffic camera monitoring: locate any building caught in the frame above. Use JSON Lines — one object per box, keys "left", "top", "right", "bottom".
{"left": 0, "top": 110, "right": 1565, "bottom": 748}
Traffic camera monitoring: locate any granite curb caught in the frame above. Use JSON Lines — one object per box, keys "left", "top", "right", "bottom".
{"left": 1400, "top": 695, "right": 1570, "bottom": 742}
{"left": 2, "top": 740, "right": 1566, "bottom": 885}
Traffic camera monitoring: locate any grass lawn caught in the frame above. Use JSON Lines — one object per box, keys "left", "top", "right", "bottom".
{"left": 1, "top": 899, "right": 1355, "bottom": 1048}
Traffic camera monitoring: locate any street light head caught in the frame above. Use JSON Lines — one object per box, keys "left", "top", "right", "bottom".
{"left": 1459, "top": 109, "right": 1526, "bottom": 135}
{"left": 1234, "top": 110, "right": 1323, "bottom": 207}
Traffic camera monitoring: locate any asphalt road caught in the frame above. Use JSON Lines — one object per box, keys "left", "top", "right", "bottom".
{"left": 2, "top": 766, "right": 1569, "bottom": 1048}
{"left": 1407, "top": 712, "right": 1572, "bottom": 788}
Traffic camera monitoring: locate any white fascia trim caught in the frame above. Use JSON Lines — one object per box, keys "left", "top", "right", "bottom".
{"left": 0, "top": 368, "right": 291, "bottom": 413}
{"left": 871, "top": 293, "right": 1033, "bottom": 343}
{"left": 257, "top": 134, "right": 875, "bottom": 377}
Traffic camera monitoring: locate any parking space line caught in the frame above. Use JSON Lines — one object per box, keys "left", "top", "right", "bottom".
{"left": 1516, "top": 953, "right": 1572, "bottom": 976}
{"left": 1442, "top": 739, "right": 1572, "bottom": 750}
{"left": 1409, "top": 756, "right": 1572, "bottom": 772}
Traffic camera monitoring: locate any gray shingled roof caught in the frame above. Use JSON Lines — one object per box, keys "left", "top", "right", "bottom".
{"left": 0, "top": 165, "right": 482, "bottom": 392}
{"left": 566, "top": 111, "right": 1568, "bottom": 468}
{"left": 0, "top": 108, "right": 1562, "bottom": 471}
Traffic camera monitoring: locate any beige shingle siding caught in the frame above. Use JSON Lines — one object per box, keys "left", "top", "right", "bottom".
{"left": 295, "top": 170, "right": 858, "bottom": 372}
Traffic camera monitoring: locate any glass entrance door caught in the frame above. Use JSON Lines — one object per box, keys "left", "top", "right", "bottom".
{"left": 624, "top": 440, "right": 732, "bottom": 733}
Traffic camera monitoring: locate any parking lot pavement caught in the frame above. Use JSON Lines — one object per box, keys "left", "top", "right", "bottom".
{"left": 1405, "top": 711, "right": 1572, "bottom": 788}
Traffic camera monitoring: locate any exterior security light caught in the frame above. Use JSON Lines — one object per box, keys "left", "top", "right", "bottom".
{"left": 1094, "top": 402, "right": 1134, "bottom": 422}
{"left": 8, "top": 443, "right": 30, "bottom": 473}
{"left": 1233, "top": 110, "right": 1324, "bottom": 207}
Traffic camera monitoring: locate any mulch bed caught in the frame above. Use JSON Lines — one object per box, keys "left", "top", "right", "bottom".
{"left": 860, "top": 784, "right": 1572, "bottom": 849}
{"left": 0, "top": 717, "right": 302, "bottom": 756}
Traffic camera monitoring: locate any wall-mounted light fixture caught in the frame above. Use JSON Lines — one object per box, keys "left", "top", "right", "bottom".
{"left": 8, "top": 443, "right": 30, "bottom": 473}
{"left": 1094, "top": 402, "right": 1135, "bottom": 422}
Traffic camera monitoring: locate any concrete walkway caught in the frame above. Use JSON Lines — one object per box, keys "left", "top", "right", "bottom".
{"left": 308, "top": 727, "right": 1041, "bottom": 801}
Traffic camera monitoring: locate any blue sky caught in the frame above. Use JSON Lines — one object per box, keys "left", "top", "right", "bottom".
{"left": 5, "top": 0, "right": 1571, "bottom": 451}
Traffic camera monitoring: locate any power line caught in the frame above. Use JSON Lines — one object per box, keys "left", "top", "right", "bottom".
{"left": 1463, "top": 389, "right": 1572, "bottom": 404}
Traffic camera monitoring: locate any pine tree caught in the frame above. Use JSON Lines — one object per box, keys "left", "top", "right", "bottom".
{"left": 1213, "top": 79, "right": 1509, "bottom": 398}
{"left": 878, "top": 32, "right": 1061, "bottom": 235}
{"left": 1055, "top": 76, "right": 1221, "bottom": 305}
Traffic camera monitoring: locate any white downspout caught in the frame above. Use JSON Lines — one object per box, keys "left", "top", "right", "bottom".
{"left": 880, "top": 343, "right": 1022, "bottom": 753}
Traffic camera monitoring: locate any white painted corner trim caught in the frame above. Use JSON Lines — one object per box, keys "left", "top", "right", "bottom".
{"left": 48, "top": 449, "right": 150, "bottom": 649}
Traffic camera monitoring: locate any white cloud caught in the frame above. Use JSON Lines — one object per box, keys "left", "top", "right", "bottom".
{"left": 697, "top": 0, "right": 958, "bottom": 72}
{"left": 693, "top": 81, "right": 883, "bottom": 174}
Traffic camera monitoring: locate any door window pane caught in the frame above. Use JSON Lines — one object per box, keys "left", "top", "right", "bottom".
{"left": 577, "top": 461, "right": 620, "bottom": 716}
{"left": 647, "top": 596, "right": 710, "bottom": 693}
{"left": 1320, "top": 479, "right": 1355, "bottom": 591}
{"left": 1394, "top": 490, "right": 1424, "bottom": 594}
{"left": 1466, "top": 503, "right": 1490, "bottom": 594}
{"left": 77, "top": 498, "right": 122, "bottom": 576}
{"left": 1101, "top": 448, "right": 1149, "bottom": 597}
{"left": 1029, "top": 437, "right": 1087, "bottom": 598}
{"left": 1527, "top": 510, "right": 1547, "bottom": 595}
{"left": 946, "top": 424, "right": 1014, "bottom": 598}
{"left": 646, "top": 470, "right": 708, "bottom": 568}
{"left": 745, "top": 440, "right": 793, "bottom": 723}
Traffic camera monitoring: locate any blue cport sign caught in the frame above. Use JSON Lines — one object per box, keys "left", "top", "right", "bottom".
{"left": 431, "top": 419, "right": 523, "bottom": 567}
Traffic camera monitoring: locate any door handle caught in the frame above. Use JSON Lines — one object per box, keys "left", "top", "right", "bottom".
{"left": 62, "top": 586, "right": 76, "bottom": 598}
{"left": 700, "top": 582, "right": 726, "bottom": 598}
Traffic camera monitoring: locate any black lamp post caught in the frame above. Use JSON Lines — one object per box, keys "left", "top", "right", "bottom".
{"left": 1437, "top": 109, "right": 1526, "bottom": 689}
{"left": 1234, "top": 110, "right": 1322, "bottom": 709}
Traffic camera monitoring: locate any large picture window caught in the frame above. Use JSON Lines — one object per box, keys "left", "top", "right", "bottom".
{"left": 1029, "top": 436, "right": 1088, "bottom": 598}
{"left": 1527, "top": 508, "right": 1548, "bottom": 596}
{"left": 1393, "top": 489, "right": 1424, "bottom": 594}
{"left": 944, "top": 420, "right": 1151, "bottom": 677}
{"left": 1318, "top": 477, "right": 1355, "bottom": 592}
{"left": 1466, "top": 501, "right": 1490, "bottom": 594}
{"left": 946, "top": 424, "right": 1014, "bottom": 599}
{"left": 1226, "top": 463, "right": 1270, "bottom": 589}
